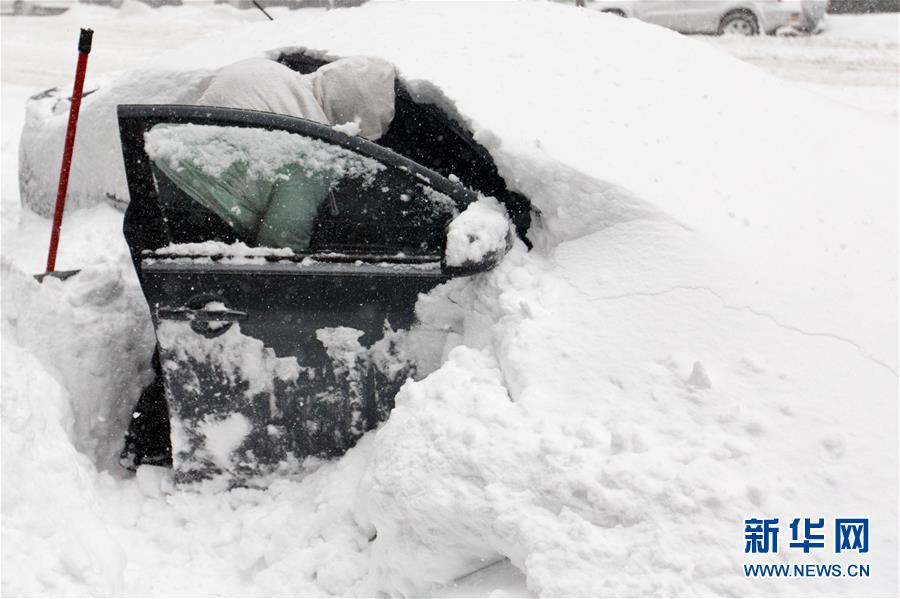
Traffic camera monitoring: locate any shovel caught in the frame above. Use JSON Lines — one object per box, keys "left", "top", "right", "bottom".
{"left": 35, "top": 28, "right": 93, "bottom": 283}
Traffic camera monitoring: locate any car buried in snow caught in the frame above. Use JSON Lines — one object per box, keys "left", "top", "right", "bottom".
{"left": 32, "top": 50, "right": 529, "bottom": 487}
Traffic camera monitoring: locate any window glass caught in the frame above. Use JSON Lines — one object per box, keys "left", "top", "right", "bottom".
{"left": 144, "top": 123, "right": 458, "bottom": 256}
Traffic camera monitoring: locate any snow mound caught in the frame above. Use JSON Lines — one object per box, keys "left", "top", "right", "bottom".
{"left": 1, "top": 338, "right": 126, "bottom": 596}
{"left": 359, "top": 223, "right": 897, "bottom": 596}
{"left": 1, "top": 259, "right": 156, "bottom": 470}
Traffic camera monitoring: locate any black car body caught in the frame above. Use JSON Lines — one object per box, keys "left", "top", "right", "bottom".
{"left": 119, "top": 55, "right": 527, "bottom": 487}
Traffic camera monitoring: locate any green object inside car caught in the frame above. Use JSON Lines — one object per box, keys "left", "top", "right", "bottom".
{"left": 152, "top": 149, "right": 332, "bottom": 252}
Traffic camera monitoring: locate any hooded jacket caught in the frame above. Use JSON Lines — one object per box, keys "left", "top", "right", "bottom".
{"left": 197, "top": 56, "right": 396, "bottom": 141}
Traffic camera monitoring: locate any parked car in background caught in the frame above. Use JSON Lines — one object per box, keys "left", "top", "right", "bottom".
{"left": 0, "top": 0, "right": 68, "bottom": 15}
{"left": 214, "top": 0, "right": 365, "bottom": 9}
{"left": 592, "top": 0, "right": 828, "bottom": 35}
{"left": 79, "top": 0, "right": 182, "bottom": 7}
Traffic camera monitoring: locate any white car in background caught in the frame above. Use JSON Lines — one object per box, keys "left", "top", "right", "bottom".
{"left": 592, "top": 0, "right": 828, "bottom": 35}
{"left": 0, "top": 0, "right": 69, "bottom": 15}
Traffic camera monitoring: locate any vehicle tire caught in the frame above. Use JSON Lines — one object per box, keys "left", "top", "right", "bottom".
{"left": 718, "top": 10, "right": 759, "bottom": 35}
{"left": 602, "top": 9, "right": 626, "bottom": 17}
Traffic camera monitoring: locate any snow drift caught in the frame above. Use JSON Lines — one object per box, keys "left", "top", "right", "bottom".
{"left": 2, "top": 2, "right": 897, "bottom": 596}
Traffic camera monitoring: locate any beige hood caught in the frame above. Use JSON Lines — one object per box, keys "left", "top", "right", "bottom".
{"left": 307, "top": 56, "right": 396, "bottom": 141}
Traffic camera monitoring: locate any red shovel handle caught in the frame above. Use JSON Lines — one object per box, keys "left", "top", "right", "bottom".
{"left": 46, "top": 28, "right": 93, "bottom": 273}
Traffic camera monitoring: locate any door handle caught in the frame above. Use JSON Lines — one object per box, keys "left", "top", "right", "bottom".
{"left": 157, "top": 299, "right": 248, "bottom": 339}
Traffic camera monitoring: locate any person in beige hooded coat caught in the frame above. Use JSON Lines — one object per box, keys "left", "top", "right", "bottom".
{"left": 198, "top": 55, "right": 396, "bottom": 140}
{"left": 152, "top": 55, "right": 397, "bottom": 251}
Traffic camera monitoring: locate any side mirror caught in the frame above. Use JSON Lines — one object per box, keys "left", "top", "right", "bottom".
{"left": 441, "top": 198, "right": 514, "bottom": 277}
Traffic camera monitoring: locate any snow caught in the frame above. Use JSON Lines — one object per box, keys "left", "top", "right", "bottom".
{"left": 445, "top": 196, "right": 510, "bottom": 267}
{"left": 1, "top": 339, "right": 128, "bottom": 597}
{"left": 821, "top": 12, "right": 900, "bottom": 44}
{"left": 316, "top": 326, "right": 366, "bottom": 376}
{"left": 135, "top": 464, "right": 174, "bottom": 498}
{"left": 316, "top": 326, "right": 367, "bottom": 435}
{"left": 704, "top": 14, "right": 899, "bottom": 116}
{"left": 333, "top": 119, "right": 362, "bottom": 136}
{"left": 2, "top": 3, "right": 897, "bottom": 597}
{"left": 198, "top": 412, "right": 253, "bottom": 471}
{"left": 158, "top": 321, "right": 302, "bottom": 400}
{"left": 1, "top": 260, "right": 156, "bottom": 470}
{"left": 154, "top": 241, "right": 295, "bottom": 258}
{"left": 144, "top": 122, "right": 384, "bottom": 182}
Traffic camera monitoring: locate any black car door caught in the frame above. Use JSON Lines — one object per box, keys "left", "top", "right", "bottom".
{"left": 118, "top": 105, "right": 488, "bottom": 487}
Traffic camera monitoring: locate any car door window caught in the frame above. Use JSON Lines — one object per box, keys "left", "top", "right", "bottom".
{"left": 308, "top": 160, "right": 457, "bottom": 256}
{"left": 144, "top": 123, "right": 459, "bottom": 256}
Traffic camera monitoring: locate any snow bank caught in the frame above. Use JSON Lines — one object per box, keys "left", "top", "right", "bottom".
{"left": 0, "top": 258, "right": 154, "bottom": 594}
{"left": 357, "top": 220, "right": 898, "bottom": 596}
{"left": 1, "top": 344, "right": 126, "bottom": 596}
{"left": 2, "top": 3, "right": 897, "bottom": 597}
{"left": 1, "top": 259, "right": 156, "bottom": 470}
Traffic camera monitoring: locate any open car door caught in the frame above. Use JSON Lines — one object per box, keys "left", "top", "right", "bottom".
{"left": 118, "top": 105, "right": 507, "bottom": 488}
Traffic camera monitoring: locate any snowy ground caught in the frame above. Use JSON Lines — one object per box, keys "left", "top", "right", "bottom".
{"left": 703, "top": 13, "right": 899, "bottom": 117}
{"left": 1, "top": 3, "right": 897, "bottom": 597}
